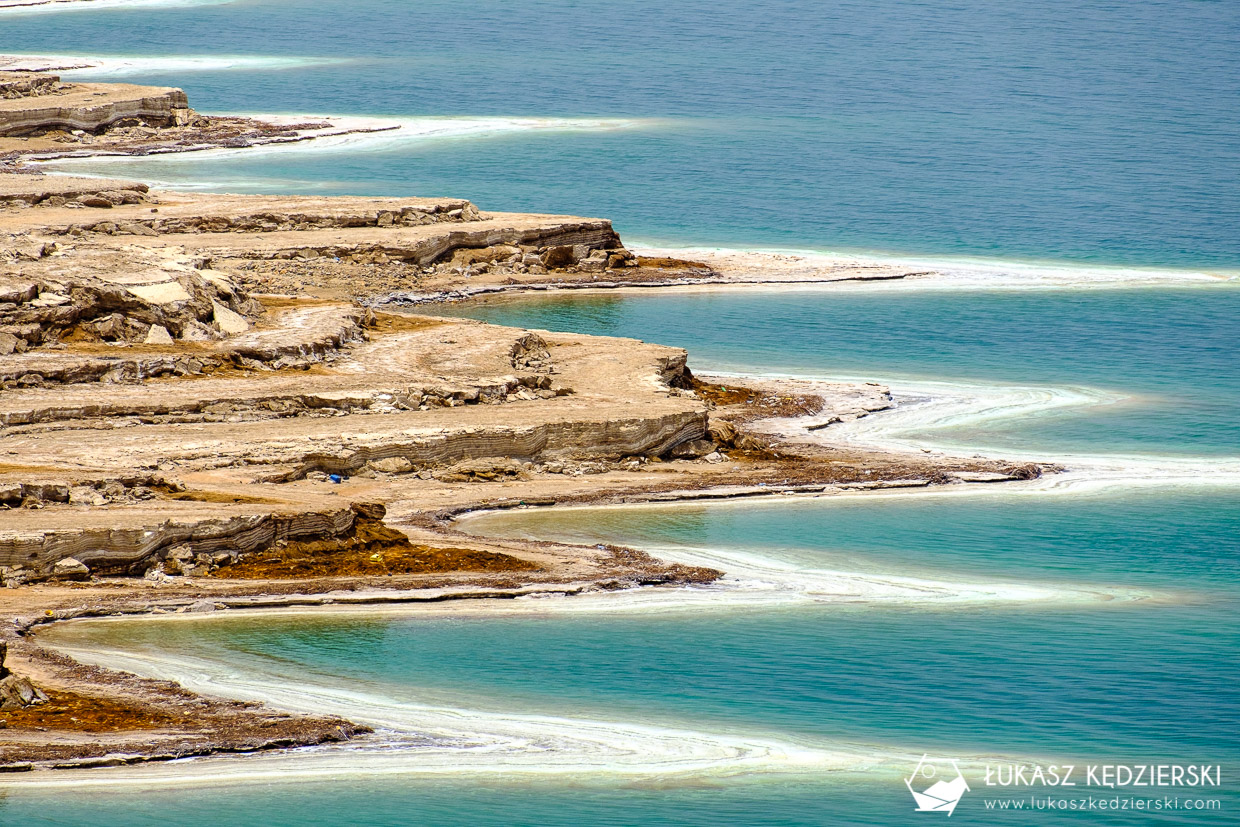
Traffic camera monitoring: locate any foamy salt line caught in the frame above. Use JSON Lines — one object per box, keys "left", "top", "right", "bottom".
{"left": 0, "top": 53, "right": 345, "bottom": 76}
{"left": 714, "top": 370, "right": 1240, "bottom": 491}
{"left": 34, "top": 114, "right": 654, "bottom": 178}
{"left": 451, "top": 535, "right": 1154, "bottom": 615}
{"left": 12, "top": 637, "right": 931, "bottom": 787}
{"left": 632, "top": 245, "right": 1239, "bottom": 291}
{"left": 0, "top": 0, "right": 232, "bottom": 13}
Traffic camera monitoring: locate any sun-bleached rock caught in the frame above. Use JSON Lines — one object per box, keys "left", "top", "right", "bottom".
{"left": 367, "top": 457, "right": 415, "bottom": 475}
{"left": 212, "top": 300, "right": 250, "bottom": 335}
{"left": 144, "top": 324, "right": 173, "bottom": 345}
{"left": 0, "top": 174, "right": 147, "bottom": 206}
{"left": 51, "top": 557, "right": 90, "bottom": 580}
{"left": 126, "top": 280, "right": 192, "bottom": 305}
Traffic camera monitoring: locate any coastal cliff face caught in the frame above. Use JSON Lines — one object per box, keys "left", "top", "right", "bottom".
{"left": 0, "top": 175, "right": 1035, "bottom": 588}
{"left": 0, "top": 72, "right": 191, "bottom": 136}
{"left": 0, "top": 505, "right": 360, "bottom": 577}
{"left": 0, "top": 70, "right": 1070, "bottom": 780}
{"left": 0, "top": 176, "right": 710, "bottom": 584}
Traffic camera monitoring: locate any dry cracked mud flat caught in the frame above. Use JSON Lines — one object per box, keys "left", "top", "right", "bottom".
{"left": 0, "top": 71, "right": 1042, "bottom": 771}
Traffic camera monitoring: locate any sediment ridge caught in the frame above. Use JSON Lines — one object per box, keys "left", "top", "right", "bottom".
{"left": 0, "top": 75, "right": 1054, "bottom": 772}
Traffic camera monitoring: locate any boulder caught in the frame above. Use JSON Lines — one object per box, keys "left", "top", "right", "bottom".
{"left": 0, "top": 674, "right": 48, "bottom": 710}
{"left": 11, "top": 241, "right": 46, "bottom": 261}
{"left": 0, "top": 566, "right": 31, "bottom": 588}
{"left": 179, "top": 321, "right": 219, "bottom": 342}
{"left": 451, "top": 245, "right": 520, "bottom": 267}
{"left": 116, "top": 221, "right": 157, "bottom": 236}
{"left": 434, "top": 457, "right": 527, "bottom": 483}
{"left": 144, "top": 324, "right": 174, "bottom": 345}
{"left": 51, "top": 557, "right": 90, "bottom": 581}
{"left": 69, "top": 486, "right": 107, "bottom": 506}
{"left": 667, "top": 438, "right": 718, "bottom": 459}
{"left": 706, "top": 420, "right": 740, "bottom": 446}
{"left": 99, "top": 189, "right": 141, "bottom": 205}
{"left": 351, "top": 501, "right": 387, "bottom": 520}
{"left": 539, "top": 245, "right": 576, "bottom": 268}
{"left": 367, "top": 457, "right": 414, "bottom": 475}
{"left": 0, "top": 280, "right": 39, "bottom": 304}
{"left": 22, "top": 483, "right": 69, "bottom": 502}
{"left": 30, "top": 292, "right": 70, "bottom": 307}
{"left": 211, "top": 300, "right": 250, "bottom": 335}
{"left": 163, "top": 545, "right": 195, "bottom": 575}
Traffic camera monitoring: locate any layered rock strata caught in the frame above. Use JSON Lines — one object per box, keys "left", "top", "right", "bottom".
{"left": 0, "top": 73, "right": 192, "bottom": 136}
{"left": 0, "top": 178, "right": 711, "bottom": 583}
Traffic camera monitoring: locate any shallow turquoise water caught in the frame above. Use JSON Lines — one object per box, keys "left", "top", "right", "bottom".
{"left": 433, "top": 288, "right": 1240, "bottom": 458}
{"left": 62, "top": 491, "right": 1240, "bottom": 758}
{"left": 12, "top": 488, "right": 1239, "bottom": 825}
{"left": 3, "top": 0, "right": 1239, "bottom": 266}
{"left": 2, "top": 779, "right": 1143, "bottom": 827}
{"left": 11, "top": 287, "right": 1235, "bottom": 824}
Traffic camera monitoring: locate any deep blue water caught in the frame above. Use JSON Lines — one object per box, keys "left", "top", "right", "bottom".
{"left": 3, "top": 0, "right": 1239, "bottom": 265}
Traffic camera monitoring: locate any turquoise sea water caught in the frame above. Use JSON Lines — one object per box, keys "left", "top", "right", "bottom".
{"left": 14, "top": 488, "right": 1240, "bottom": 825}
{"left": 8, "top": 288, "right": 1239, "bottom": 824}
{"left": 3, "top": 0, "right": 1240, "bottom": 266}
{"left": 435, "top": 288, "right": 1240, "bottom": 459}
{"left": 2, "top": 0, "right": 1238, "bottom": 824}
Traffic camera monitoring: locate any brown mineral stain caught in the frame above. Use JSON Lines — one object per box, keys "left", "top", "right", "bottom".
{"left": 1, "top": 689, "right": 177, "bottom": 733}
{"left": 212, "top": 519, "right": 538, "bottom": 579}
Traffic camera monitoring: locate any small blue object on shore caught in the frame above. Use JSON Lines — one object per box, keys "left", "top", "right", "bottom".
{"left": 328, "top": 474, "right": 343, "bottom": 484}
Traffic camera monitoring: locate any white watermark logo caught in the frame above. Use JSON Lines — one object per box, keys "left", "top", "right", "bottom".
{"left": 907, "top": 755, "right": 971, "bottom": 816}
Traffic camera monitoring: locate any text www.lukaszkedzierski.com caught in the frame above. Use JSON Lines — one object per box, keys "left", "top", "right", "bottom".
{"left": 983, "top": 796, "right": 1221, "bottom": 812}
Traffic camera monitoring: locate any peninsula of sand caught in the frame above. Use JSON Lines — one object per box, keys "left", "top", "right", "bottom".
{"left": 0, "top": 71, "right": 1046, "bottom": 772}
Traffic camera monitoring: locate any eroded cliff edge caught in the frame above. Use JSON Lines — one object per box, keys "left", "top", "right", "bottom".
{"left": 0, "top": 75, "right": 1048, "bottom": 771}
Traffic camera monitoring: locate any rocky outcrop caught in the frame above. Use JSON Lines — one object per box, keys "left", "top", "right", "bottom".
{"left": 0, "top": 77, "right": 191, "bottom": 137}
{"left": 0, "top": 370, "right": 553, "bottom": 428}
{"left": 216, "top": 218, "right": 623, "bottom": 267}
{"left": 274, "top": 409, "right": 707, "bottom": 481}
{"left": 0, "top": 174, "right": 148, "bottom": 206}
{"left": 0, "top": 177, "right": 713, "bottom": 593}
{"left": 0, "top": 300, "right": 361, "bottom": 387}
{"left": 45, "top": 200, "right": 482, "bottom": 237}
{"left": 0, "top": 265, "right": 263, "bottom": 353}
{"left": 0, "top": 642, "right": 49, "bottom": 710}
{"left": 0, "top": 72, "right": 57, "bottom": 100}
{"left": 0, "top": 504, "right": 368, "bottom": 582}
